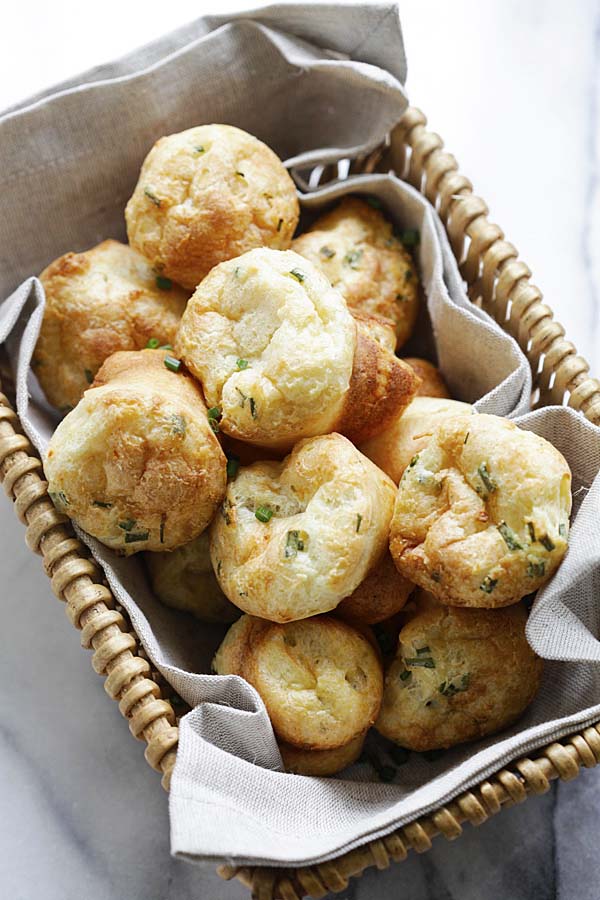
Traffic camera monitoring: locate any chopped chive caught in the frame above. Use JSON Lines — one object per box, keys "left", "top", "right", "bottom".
{"left": 559, "top": 523, "right": 567, "bottom": 538}
{"left": 217, "top": 560, "right": 223, "bottom": 577}
{"left": 431, "top": 571, "right": 441, "bottom": 583}
{"left": 234, "top": 266, "right": 241, "bottom": 278}
{"left": 527, "top": 522, "right": 536, "bottom": 541}
{"left": 498, "top": 522, "right": 523, "bottom": 551}
{"left": 277, "top": 218, "right": 283, "bottom": 232}
{"left": 527, "top": 560, "right": 546, "bottom": 578}
{"left": 220, "top": 500, "right": 232, "bottom": 525}
{"left": 395, "top": 293, "right": 407, "bottom": 302}
{"left": 156, "top": 275, "right": 172, "bottom": 290}
{"left": 540, "top": 534, "right": 555, "bottom": 551}
{"left": 236, "top": 358, "right": 249, "bottom": 370}
{"left": 84, "top": 368, "right": 93, "bottom": 384}
{"left": 124, "top": 530, "right": 149, "bottom": 544}
{"left": 170, "top": 414, "right": 186, "bottom": 435}
{"left": 366, "top": 197, "right": 382, "bottom": 209}
{"left": 356, "top": 513, "right": 362, "bottom": 533}
{"left": 398, "top": 228, "right": 420, "bottom": 247}
{"left": 159, "top": 344, "right": 173, "bottom": 351}
{"left": 478, "top": 462, "right": 497, "bottom": 494}
{"left": 439, "top": 673, "right": 470, "bottom": 697}
{"left": 255, "top": 506, "right": 273, "bottom": 523}
{"left": 144, "top": 187, "right": 161, "bottom": 207}
{"left": 288, "top": 269, "right": 306, "bottom": 283}
{"left": 118, "top": 519, "right": 136, "bottom": 532}
{"left": 320, "top": 245, "right": 336, "bottom": 259}
{"left": 164, "top": 356, "right": 181, "bottom": 373}
{"left": 284, "top": 529, "right": 308, "bottom": 558}
{"left": 226, "top": 455, "right": 240, "bottom": 479}
{"left": 416, "top": 646, "right": 431, "bottom": 656}
{"left": 404, "top": 657, "right": 436, "bottom": 668}
{"left": 399, "top": 670, "right": 412, "bottom": 682}
{"left": 249, "top": 397, "right": 257, "bottom": 420}
{"left": 390, "top": 746, "right": 411, "bottom": 766}
{"left": 463, "top": 431, "right": 470, "bottom": 445}
{"left": 207, "top": 406, "right": 222, "bottom": 421}
{"left": 344, "top": 248, "right": 363, "bottom": 269}
{"left": 146, "top": 337, "right": 160, "bottom": 349}
{"left": 193, "top": 145, "right": 205, "bottom": 154}
{"left": 92, "top": 500, "right": 112, "bottom": 509}
{"left": 480, "top": 575, "right": 498, "bottom": 594}
{"left": 235, "top": 171, "right": 246, "bottom": 179}
{"left": 160, "top": 520, "right": 165, "bottom": 544}
{"left": 236, "top": 387, "right": 248, "bottom": 407}
{"left": 409, "top": 454, "right": 419, "bottom": 468}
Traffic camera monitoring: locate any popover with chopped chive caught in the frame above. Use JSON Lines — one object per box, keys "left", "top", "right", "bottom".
{"left": 389, "top": 413, "right": 572, "bottom": 607}
{"left": 375, "top": 591, "right": 543, "bottom": 750}
{"left": 225, "top": 615, "right": 383, "bottom": 750}
{"left": 360, "top": 396, "right": 473, "bottom": 484}
{"left": 175, "top": 247, "right": 419, "bottom": 451}
{"left": 145, "top": 531, "right": 239, "bottom": 623}
{"left": 33, "top": 240, "right": 188, "bottom": 412}
{"left": 125, "top": 124, "right": 299, "bottom": 290}
{"left": 209, "top": 433, "right": 396, "bottom": 622}
{"left": 292, "top": 196, "right": 419, "bottom": 350}
{"left": 45, "top": 349, "right": 226, "bottom": 554}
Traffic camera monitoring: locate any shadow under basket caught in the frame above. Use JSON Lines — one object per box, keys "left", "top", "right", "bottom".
{"left": 2, "top": 106, "right": 600, "bottom": 900}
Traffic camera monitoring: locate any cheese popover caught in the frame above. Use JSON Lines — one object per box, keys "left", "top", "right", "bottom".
{"left": 292, "top": 197, "right": 419, "bottom": 349}
{"left": 210, "top": 433, "right": 396, "bottom": 622}
{"left": 33, "top": 240, "right": 188, "bottom": 411}
{"left": 45, "top": 350, "right": 227, "bottom": 554}
{"left": 241, "top": 616, "right": 383, "bottom": 750}
{"left": 336, "top": 552, "right": 414, "bottom": 625}
{"left": 360, "top": 396, "right": 473, "bottom": 484}
{"left": 176, "top": 247, "right": 419, "bottom": 450}
{"left": 145, "top": 532, "right": 239, "bottom": 623}
{"left": 279, "top": 732, "right": 366, "bottom": 776}
{"left": 125, "top": 124, "right": 299, "bottom": 289}
{"left": 389, "top": 414, "right": 572, "bottom": 607}
{"left": 375, "top": 593, "right": 543, "bottom": 750}
{"left": 402, "top": 358, "right": 451, "bottom": 399}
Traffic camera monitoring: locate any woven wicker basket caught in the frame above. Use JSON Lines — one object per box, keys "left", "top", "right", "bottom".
{"left": 2, "top": 105, "right": 600, "bottom": 900}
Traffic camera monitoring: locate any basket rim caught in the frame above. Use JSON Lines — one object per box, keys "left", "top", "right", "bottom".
{"left": 1, "top": 103, "right": 599, "bottom": 900}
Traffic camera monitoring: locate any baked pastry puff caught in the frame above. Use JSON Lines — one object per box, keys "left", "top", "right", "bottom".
{"left": 33, "top": 240, "right": 188, "bottom": 411}
{"left": 292, "top": 197, "right": 419, "bottom": 349}
{"left": 125, "top": 124, "right": 299, "bottom": 289}
{"left": 175, "top": 247, "right": 419, "bottom": 451}
{"left": 215, "top": 614, "right": 383, "bottom": 750}
{"left": 402, "top": 358, "right": 451, "bottom": 399}
{"left": 375, "top": 591, "right": 543, "bottom": 751}
{"left": 278, "top": 733, "right": 366, "bottom": 776}
{"left": 45, "top": 349, "right": 227, "bottom": 554}
{"left": 145, "top": 531, "right": 239, "bottom": 623}
{"left": 360, "top": 396, "right": 473, "bottom": 484}
{"left": 336, "top": 552, "right": 414, "bottom": 625}
{"left": 389, "top": 413, "right": 572, "bottom": 607}
{"left": 210, "top": 433, "right": 396, "bottom": 622}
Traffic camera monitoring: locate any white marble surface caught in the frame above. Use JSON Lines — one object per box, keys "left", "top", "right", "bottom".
{"left": 1, "top": 2, "right": 600, "bottom": 899}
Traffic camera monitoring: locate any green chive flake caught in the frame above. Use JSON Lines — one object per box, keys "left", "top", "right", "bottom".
{"left": 288, "top": 269, "right": 306, "bottom": 283}
{"left": 478, "top": 462, "right": 498, "bottom": 495}
{"left": 255, "top": 506, "right": 273, "bottom": 524}
{"left": 284, "top": 529, "right": 308, "bottom": 558}
{"left": 540, "top": 534, "right": 555, "bottom": 551}
{"left": 48, "top": 490, "right": 69, "bottom": 508}
{"left": 356, "top": 513, "right": 363, "bottom": 533}
{"left": 226, "top": 455, "right": 240, "bottom": 479}
{"left": 146, "top": 337, "right": 160, "bottom": 349}
{"left": 559, "top": 523, "right": 567, "bottom": 538}
{"left": 124, "top": 531, "right": 149, "bottom": 544}
{"left": 527, "top": 560, "right": 546, "bottom": 578}
{"left": 164, "top": 356, "right": 181, "bottom": 373}
{"left": 277, "top": 218, "right": 283, "bottom": 232}
{"left": 344, "top": 248, "right": 363, "bottom": 269}
{"left": 404, "top": 656, "right": 436, "bottom": 669}
{"left": 480, "top": 575, "right": 498, "bottom": 594}
{"left": 236, "top": 358, "right": 249, "bottom": 370}
{"left": 144, "top": 187, "right": 161, "bottom": 207}
{"left": 498, "top": 522, "right": 523, "bottom": 551}
{"left": 193, "top": 145, "right": 205, "bottom": 155}
{"left": 156, "top": 275, "right": 172, "bottom": 290}
{"left": 92, "top": 500, "right": 112, "bottom": 509}
{"left": 118, "top": 519, "right": 136, "bottom": 532}
{"left": 170, "top": 414, "right": 186, "bottom": 435}
{"left": 320, "top": 245, "right": 336, "bottom": 259}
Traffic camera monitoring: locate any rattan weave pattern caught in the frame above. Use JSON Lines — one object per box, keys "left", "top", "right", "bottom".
{"left": 2, "top": 106, "right": 600, "bottom": 899}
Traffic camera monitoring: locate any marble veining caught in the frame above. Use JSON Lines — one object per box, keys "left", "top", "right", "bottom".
{"left": 2, "top": 2, "right": 600, "bottom": 899}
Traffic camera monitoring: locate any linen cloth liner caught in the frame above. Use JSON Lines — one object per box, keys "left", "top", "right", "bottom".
{"left": 1, "top": 3, "right": 599, "bottom": 870}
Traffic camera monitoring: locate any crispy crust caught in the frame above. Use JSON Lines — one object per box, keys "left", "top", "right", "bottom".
{"left": 336, "top": 552, "right": 414, "bottom": 625}
{"left": 402, "top": 358, "right": 451, "bottom": 399}
{"left": 351, "top": 311, "right": 397, "bottom": 353}
{"left": 375, "top": 595, "right": 543, "bottom": 750}
{"left": 145, "top": 532, "right": 239, "bottom": 623}
{"left": 45, "top": 349, "right": 227, "bottom": 554}
{"left": 389, "top": 413, "right": 572, "bottom": 607}
{"left": 335, "top": 323, "right": 420, "bottom": 445}
{"left": 243, "top": 617, "right": 383, "bottom": 750}
{"left": 279, "top": 732, "right": 366, "bottom": 776}
{"left": 209, "top": 433, "right": 396, "bottom": 622}
{"left": 292, "top": 197, "right": 419, "bottom": 348}
{"left": 359, "top": 396, "right": 473, "bottom": 484}
{"left": 212, "top": 615, "right": 269, "bottom": 676}
{"left": 33, "top": 240, "right": 188, "bottom": 411}
{"left": 125, "top": 124, "right": 299, "bottom": 289}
